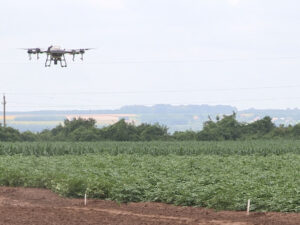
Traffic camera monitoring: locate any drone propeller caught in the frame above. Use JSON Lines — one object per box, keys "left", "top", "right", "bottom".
{"left": 79, "top": 48, "right": 93, "bottom": 53}
{"left": 21, "top": 47, "right": 42, "bottom": 52}
{"left": 21, "top": 48, "right": 43, "bottom": 60}
{"left": 69, "top": 48, "right": 93, "bottom": 61}
{"left": 71, "top": 50, "right": 77, "bottom": 61}
{"left": 80, "top": 48, "right": 93, "bottom": 60}
{"left": 36, "top": 48, "right": 41, "bottom": 59}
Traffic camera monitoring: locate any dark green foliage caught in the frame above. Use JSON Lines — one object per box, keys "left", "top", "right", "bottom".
{"left": 21, "top": 131, "right": 37, "bottom": 142}
{"left": 2, "top": 114, "right": 300, "bottom": 141}
{"left": 242, "top": 116, "right": 275, "bottom": 139}
{"left": 138, "top": 123, "right": 168, "bottom": 141}
{"left": 50, "top": 118, "right": 98, "bottom": 141}
{"left": 173, "top": 130, "right": 197, "bottom": 140}
{"left": 0, "top": 126, "right": 22, "bottom": 141}
{"left": 46, "top": 118, "right": 170, "bottom": 141}
{"left": 292, "top": 124, "right": 300, "bottom": 137}
{"left": 70, "top": 127, "right": 99, "bottom": 141}
{"left": 196, "top": 114, "right": 271, "bottom": 141}
{"left": 102, "top": 119, "right": 138, "bottom": 141}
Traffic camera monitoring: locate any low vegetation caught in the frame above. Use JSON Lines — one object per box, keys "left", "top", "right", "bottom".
{"left": 0, "top": 140, "right": 300, "bottom": 156}
{"left": 0, "top": 141, "right": 299, "bottom": 212}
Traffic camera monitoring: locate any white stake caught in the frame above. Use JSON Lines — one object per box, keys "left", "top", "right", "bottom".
{"left": 247, "top": 199, "right": 251, "bottom": 215}
{"left": 84, "top": 193, "right": 87, "bottom": 206}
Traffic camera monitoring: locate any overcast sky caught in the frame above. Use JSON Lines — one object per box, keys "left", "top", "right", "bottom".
{"left": 1, "top": 0, "right": 300, "bottom": 111}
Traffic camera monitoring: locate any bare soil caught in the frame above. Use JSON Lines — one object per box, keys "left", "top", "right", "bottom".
{"left": 0, "top": 187, "right": 299, "bottom": 225}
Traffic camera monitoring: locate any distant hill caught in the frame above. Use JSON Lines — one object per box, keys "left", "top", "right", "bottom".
{"left": 237, "top": 108, "right": 300, "bottom": 127}
{"left": 1, "top": 104, "right": 300, "bottom": 132}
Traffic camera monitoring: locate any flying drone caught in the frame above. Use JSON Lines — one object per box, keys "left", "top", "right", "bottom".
{"left": 22, "top": 45, "right": 92, "bottom": 67}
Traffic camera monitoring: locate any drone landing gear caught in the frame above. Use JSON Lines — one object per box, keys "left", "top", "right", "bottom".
{"left": 44, "top": 54, "right": 67, "bottom": 67}
{"left": 45, "top": 54, "right": 52, "bottom": 67}
{"left": 60, "top": 54, "right": 67, "bottom": 67}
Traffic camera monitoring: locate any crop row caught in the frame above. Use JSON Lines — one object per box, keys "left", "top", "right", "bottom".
{"left": 0, "top": 140, "right": 300, "bottom": 156}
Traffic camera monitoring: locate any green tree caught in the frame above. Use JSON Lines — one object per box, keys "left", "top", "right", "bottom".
{"left": 243, "top": 116, "right": 275, "bottom": 139}
{"left": 0, "top": 127, "right": 22, "bottom": 141}
{"left": 173, "top": 130, "right": 197, "bottom": 141}
{"left": 102, "top": 119, "right": 138, "bottom": 141}
{"left": 139, "top": 123, "right": 169, "bottom": 141}
{"left": 70, "top": 127, "right": 100, "bottom": 141}
{"left": 198, "top": 114, "right": 241, "bottom": 140}
{"left": 21, "top": 131, "right": 37, "bottom": 141}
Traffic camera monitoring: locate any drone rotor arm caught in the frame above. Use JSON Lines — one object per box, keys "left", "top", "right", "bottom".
{"left": 21, "top": 48, "right": 46, "bottom": 60}
{"left": 64, "top": 49, "right": 84, "bottom": 61}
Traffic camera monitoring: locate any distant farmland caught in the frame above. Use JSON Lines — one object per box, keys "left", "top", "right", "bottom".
{"left": 2, "top": 105, "right": 300, "bottom": 132}
{"left": 1, "top": 114, "right": 139, "bottom": 132}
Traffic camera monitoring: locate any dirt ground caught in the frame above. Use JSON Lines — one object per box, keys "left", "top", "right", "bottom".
{"left": 0, "top": 187, "right": 299, "bottom": 225}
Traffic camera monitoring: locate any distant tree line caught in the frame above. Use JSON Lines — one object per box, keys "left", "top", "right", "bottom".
{"left": 1, "top": 113, "right": 300, "bottom": 141}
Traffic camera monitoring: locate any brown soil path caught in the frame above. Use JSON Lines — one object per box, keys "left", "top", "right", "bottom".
{"left": 0, "top": 187, "right": 299, "bottom": 225}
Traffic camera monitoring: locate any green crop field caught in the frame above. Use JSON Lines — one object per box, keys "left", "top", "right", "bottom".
{"left": 0, "top": 141, "right": 299, "bottom": 212}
